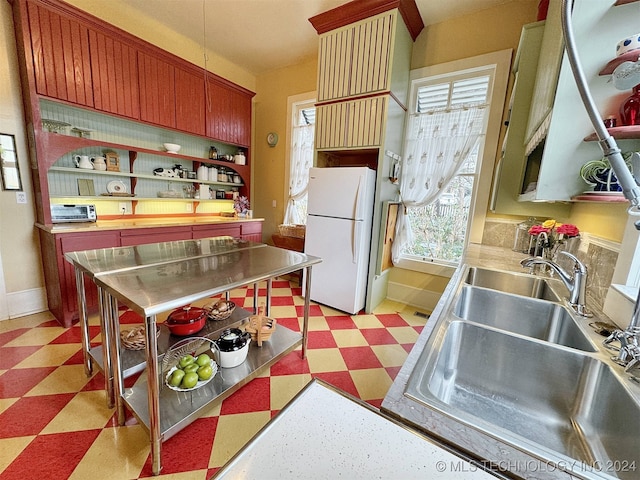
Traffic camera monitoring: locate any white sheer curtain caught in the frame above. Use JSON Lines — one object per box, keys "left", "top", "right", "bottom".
{"left": 392, "top": 105, "right": 487, "bottom": 263}
{"left": 283, "top": 122, "right": 314, "bottom": 225}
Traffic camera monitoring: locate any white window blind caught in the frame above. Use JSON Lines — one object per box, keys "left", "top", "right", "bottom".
{"left": 416, "top": 75, "right": 490, "bottom": 113}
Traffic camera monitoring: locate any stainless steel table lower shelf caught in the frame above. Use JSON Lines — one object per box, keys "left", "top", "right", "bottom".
{"left": 87, "top": 307, "right": 253, "bottom": 379}
{"left": 124, "top": 326, "right": 302, "bottom": 440}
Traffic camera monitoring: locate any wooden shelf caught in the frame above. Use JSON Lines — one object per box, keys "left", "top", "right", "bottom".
{"left": 583, "top": 125, "right": 640, "bottom": 141}
{"left": 599, "top": 50, "right": 640, "bottom": 75}
{"left": 48, "top": 166, "right": 244, "bottom": 187}
{"left": 614, "top": 0, "right": 639, "bottom": 5}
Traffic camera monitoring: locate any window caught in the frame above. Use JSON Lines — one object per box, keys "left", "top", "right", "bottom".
{"left": 395, "top": 50, "right": 512, "bottom": 274}
{"left": 401, "top": 73, "right": 490, "bottom": 266}
{"left": 284, "top": 93, "right": 315, "bottom": 225}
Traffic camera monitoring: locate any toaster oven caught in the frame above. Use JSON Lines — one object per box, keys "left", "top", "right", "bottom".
{"left": 50, "top": 204, "right": 97, "bottom": 223}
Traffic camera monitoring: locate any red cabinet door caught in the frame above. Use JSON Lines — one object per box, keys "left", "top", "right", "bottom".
{"left": 120, "top": 226, "right": 191, "bottom": 247}
{"left": 175, "top": 66, "right": 205, "bottom": 135}
{"left": 206, "top": 77, "right": 253, "bottom": 146}
{"left": 89, "top": 29, "right": 140, "bottom": 119}
{"left": 59, "top": 231, "right": 120, "bottom": 324}
{"left": 27, "top": 0, "right": 93, "bottom": 106}
{"left": 192, "top": 224, "right": 241, "bottom": 240}
{"left": 138, "top": 51, "right": 176, "bottom": 128}
{"left": 241, "top": 222, "right": 262, "bottom": 242}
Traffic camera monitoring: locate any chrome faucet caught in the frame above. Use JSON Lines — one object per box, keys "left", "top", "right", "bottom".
{"left": 520, "top": 251, "right": 591, "bottom": 317}
{"left": 603, "top": 289, "right": 640, "bottom": 374}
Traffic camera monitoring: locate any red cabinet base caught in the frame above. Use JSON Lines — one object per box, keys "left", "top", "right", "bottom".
{"left": 41, "top": 220, "right": 262, "bottom": 327}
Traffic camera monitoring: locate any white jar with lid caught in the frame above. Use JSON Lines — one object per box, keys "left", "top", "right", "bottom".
{"left": 208, "top": 166, "right": 218, "bottom": 181}
{"left": 234, "top": 150, "right": 246, "bottom": 165}
{"left": 197, "top": 164, "right": 208, "bottom": 181}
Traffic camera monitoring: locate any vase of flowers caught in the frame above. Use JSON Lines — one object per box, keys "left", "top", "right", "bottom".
{"left": 528, "top": 219, "right": 580, "bottom": 261}
{"left": 233, "top": 196, "right": 250, "bottom": 217}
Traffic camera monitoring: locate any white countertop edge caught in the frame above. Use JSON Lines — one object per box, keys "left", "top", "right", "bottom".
{"left": 213, "top": 379, "right": 498, "bottom": 480}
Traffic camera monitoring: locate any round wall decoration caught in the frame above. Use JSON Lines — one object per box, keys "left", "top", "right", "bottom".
{"left": 266, "top": 132, "right": 278, "bottom": 147}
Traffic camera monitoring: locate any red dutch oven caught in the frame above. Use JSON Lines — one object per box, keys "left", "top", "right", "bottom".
{"left": 165, "top": 306, "right": 207, "bottom": 336}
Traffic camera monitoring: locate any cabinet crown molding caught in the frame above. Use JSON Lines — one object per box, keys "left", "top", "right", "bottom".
{"left": 309, "top": 0, "right": 423, "bottom": 40}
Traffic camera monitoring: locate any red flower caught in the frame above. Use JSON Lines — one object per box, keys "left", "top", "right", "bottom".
{"left": 556, "top": 224, "right": 579, "bottom": 237}
{"left": 528, "top": 225, "right": 550, "bottom": 235}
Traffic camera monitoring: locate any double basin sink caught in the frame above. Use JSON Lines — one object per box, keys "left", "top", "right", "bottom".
{"left": 404, "top": 266, "right": 640, "bottom": 479}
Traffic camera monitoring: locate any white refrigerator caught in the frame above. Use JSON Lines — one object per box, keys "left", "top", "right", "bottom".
{"left": 304, "top": 167, "right": 377, "bottom": 314}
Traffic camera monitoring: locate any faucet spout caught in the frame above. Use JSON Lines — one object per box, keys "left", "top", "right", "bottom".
{"left": 521, "top": 251, "right": 591, "bottom": 317}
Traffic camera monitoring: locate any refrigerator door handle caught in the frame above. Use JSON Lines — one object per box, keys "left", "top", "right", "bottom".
{"left": 352, "top": 221, "right": 360, "bottom": 263}
{"left": 353, "top": 175, "right": 364, "bottom": 220}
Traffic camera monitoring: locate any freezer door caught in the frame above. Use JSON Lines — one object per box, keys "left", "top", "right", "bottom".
{"left": 307, "top": 167, "right": 375, "bottom": 220}
{"left": 305, "top": 214, "right": 369, "bottom": 315}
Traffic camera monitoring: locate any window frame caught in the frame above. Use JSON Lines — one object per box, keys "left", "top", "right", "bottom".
{"left": 395, "top": 50, "right": 512, "bottom": 275}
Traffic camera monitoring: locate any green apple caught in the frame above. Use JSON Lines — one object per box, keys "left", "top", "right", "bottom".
{"left": 179, "top": 354, "right": 195, "bottom": 368}
{"left": 196, "top": 353, "right": 210, "bottom": 367}
{"left": 183, "top": 363, "right": 199, "bottom": 373}
{"left": 181, "top": 372, "right": 199, "bottom": 389}
{"left": 197, "top": 365, "right": 213, "bottom": 380}
{"left": 169, "top": 369, "right": 185, "bottom": 387}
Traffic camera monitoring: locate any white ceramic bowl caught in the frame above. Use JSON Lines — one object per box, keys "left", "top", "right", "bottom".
{"left": 163, "top": 143, "right": 181, "bottom": 154}
{"left": 616, "top": 33, "right": 640, "bottom": 57}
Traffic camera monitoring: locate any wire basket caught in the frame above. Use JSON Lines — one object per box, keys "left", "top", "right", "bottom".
{"left": 278, "top": 224, "right": 306, "bottom": 239}
{"left": 161, "top": 336, "right": 217, "bottom": 391}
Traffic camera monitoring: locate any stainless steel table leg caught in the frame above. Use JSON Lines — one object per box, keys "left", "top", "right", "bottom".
{"left": 145, "top": 315, "right": 162, "bottom": 476}
{"left": 253, "top": 282, "right": 259, "bottom": 314}
{"left": 302, "top": 266, "right": 312, "bottom": 359}
{"left": 107, "top": 293, "right": 125, "bottom": 426}
{"left": 75, "top": 269, "right": 92, "bottom": 377}
{"left": 98, "top": 287, "right": 115, "bottom": 408}
{"left": 266, "top": 278, "right": 272, "bottom": 317}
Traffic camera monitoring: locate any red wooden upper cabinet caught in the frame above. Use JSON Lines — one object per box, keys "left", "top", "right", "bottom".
{"left": 138, "top": 51, "right": 176, "bottom": 128}
{"left": 175, "top": 66, "right": 206, "bottom": 136}
{"left": 88, "top": 29, "right": 140, "bottom": 119}
{"left": 205, "top": 76, "right": 253, "bottom": 147}
{"left": 26, "top": 0, "right": 93, "bottom": 107}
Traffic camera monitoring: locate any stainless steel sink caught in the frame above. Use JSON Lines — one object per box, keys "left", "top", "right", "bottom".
{"left": 406, "top": 321, "right": 640, "bottom": 478}
{"left": 453, "top": 285, "right": 596, "bottom": 352}
{"left": 465, "top": 266, "right": 562, "bottom": 302}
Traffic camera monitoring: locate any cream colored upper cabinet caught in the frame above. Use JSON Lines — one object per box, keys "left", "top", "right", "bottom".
{"left": 519, "top": 0, "right": 640, "bottom": 202}
{"left": 317, "top": 11, "right": 395, "bottom": 102}
{"left": 523, "top": 0, "right": 564, "bottom": 150}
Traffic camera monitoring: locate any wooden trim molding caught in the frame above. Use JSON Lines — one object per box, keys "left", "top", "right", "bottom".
{"left": 309, "top": 0, "right": 424, "bottom": 40}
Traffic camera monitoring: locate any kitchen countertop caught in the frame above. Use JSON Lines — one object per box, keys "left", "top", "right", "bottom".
{"left": 214, "top": 378, "right": 502, "bottom": 479}
{"left": 36, "top": 216, "right": 263, "bottom": 234}
{"left": 381, "top": 243, "right": 584, "bottom": 480}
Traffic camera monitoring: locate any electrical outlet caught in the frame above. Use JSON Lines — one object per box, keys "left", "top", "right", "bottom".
{"left": 16, "top": 192, "right": 27, "bottom": 204}
{"left": 272, "top": 200, "right": 276, "bottom": 208}
{"left": 118, "top": 202, "right": 131, "bottom": 215}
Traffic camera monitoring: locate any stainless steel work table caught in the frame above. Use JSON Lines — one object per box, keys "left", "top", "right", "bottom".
{"left": 90, "top": 245, "right": 321, "bottom": 476}
{"left": 65, "top": 237, "right": 266, "bottom": 407}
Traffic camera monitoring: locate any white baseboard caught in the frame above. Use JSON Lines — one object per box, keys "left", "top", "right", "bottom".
{"left": 386, "top": 281, "right": 442, "bottom": 313}
{"left": 1, "top": 287, "right": 48, "bottom": 321}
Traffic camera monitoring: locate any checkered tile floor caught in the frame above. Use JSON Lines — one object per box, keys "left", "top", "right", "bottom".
{"left": 0, "top": 278, "right": 427, "bottom": 479}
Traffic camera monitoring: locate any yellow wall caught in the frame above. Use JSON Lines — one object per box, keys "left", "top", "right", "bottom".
{"left": 253, "top": 58, "right": 318, "bottom": 241}
{"left": 0, "top": 1, "right": 44, "bottom": 294}
{"left": 411, "top": 0, "right": 538, "bottom": 70}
